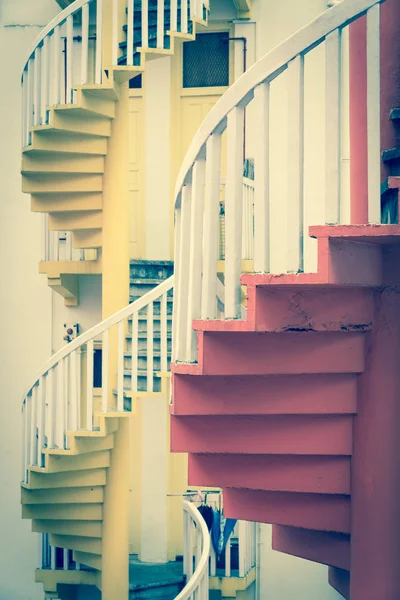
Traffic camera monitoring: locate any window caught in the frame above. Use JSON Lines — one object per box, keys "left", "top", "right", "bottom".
{"left": 129, "top": 74, "right": 142, "bottom": 89}
{"left": 183, "top": 32, "right": 230, "bottom": 88}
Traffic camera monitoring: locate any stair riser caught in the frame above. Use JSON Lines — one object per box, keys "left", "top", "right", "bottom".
{"left": 22, "top": 174, "right": 103, "bottom": 194}
{"left": 22, "top": 503, "right": 102, "bottom": 521}
{"left": 22, "top": 155, "right": 105, "bottom": 175}
{"left": 254, "top": 287, "right": 374, "bottom": 332}
{"left": 172, "top": 373, "right": 358, "bottom": 416}
{"left": 188, "top": 454, "right": 351, "bottom": 495}
{"left": 29, "top": 131, "right": 108, "bottom": 155}
{"left": 72, "top": 229, "right": 102, "bottom": 249}
{"left": 200, "top": 331, "right": 366, "bottom": 376}
{"left": 32, "top": 519, "right": 102, "bottom": 538}
{"left": 50, "top": 113, "right": 111, "bottom": 137}
{"left": 49, "top": 534, "right": 102, "bottom": 555}
{"left": 224, "top": 488, "right": 351, "bottom": 534}
{"left": 170, "top": 415, "right": 353, "bottom": 455}
{"left": 22, "top": 486, "right": 104, "bottom": 505}
{"left": 272, "top": 525, "right": 351, "bottom": 571}
{"left": 49, "top": 211, "right": 102, "bottom": 231}
{"left": 31, "top": 193, "right": 103, "bottom": 213}
{"left": 25, "top": 468, "right": 107, "bottom": 489}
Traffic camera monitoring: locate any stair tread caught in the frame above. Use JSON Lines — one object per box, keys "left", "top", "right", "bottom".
{"left": 382, "top": 146, "right": 400, "bottom": 162}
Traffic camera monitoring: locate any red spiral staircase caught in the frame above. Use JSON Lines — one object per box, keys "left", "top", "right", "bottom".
{"left": 170, "top": 73, "right": 400, "bottom": 600}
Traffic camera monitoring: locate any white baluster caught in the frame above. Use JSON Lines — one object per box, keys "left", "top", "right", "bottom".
{"left": 51, "top": 26, "right": 61, "bottom": 105}
{"left": 175, "top": 183, "right": 192, "bottom": 362}
{"left": 130, "top": 313, "right": 138, "bottom": 395}
{"left": 157, "top": 0, "right": 164, "bottom": 49}
{"left": 22, "top": 400, "right": 28, "bottom": 481}
{"left": 210, "top": 545, "right": 216, "bottom": 576}
{"left": 172, "top": 207, "right": 181, "bottom": 362}
{"left": 201, "top": 133, "right": 222, "bottom": 319}
{"left": 160, "top": 294, "right": 168, "bottom": 372}
{"left": 56, "top": 359, "right": 66, "bottom": 449}
{"left": 112, "top": 0, "right": 119, "bottom": 65}
{"left": 183, "top": 511, "right": 189, "bottom": 576}
{"left": 63, "top": 548, "right": 69, "bottom": 570}
{"left": 70, "top": 350, "right": 78, "bottom": 431}
{"left": 81, "top": 3, "right": 89, "bottom": 84}
{"left": 127, "top": 0, "right": 135, "bottom": 66}
{"left": 225, "top": 106, "right": 244, "bottom": 319}
{"left": 117, "top": 321, "right": 124, "bottom": 411}
{"left": 147, "top": 302, "right": 154, "bottom": 392}
{"left": 26, "top": 59, "right": 34, "bottom": 144}
{"left": 33, "top": 47, "right": 41, "bottom": 127}
{"left": 367, "top": 4, "right": 381, "bottom": 224}
{"left": 102, "top": 329, "right": 109, "bottom": 411}
{"left": 66, "top": 15, "right": 74, "bottom": 103}
{"left": 253, "top": 81, "right": 270, "bottom": 272}
{"left": 187, "top": 159, "right": 206, "bottom": 361}
{"left": 225, "top": 536, "right": 231, "bottom": 577}
{"left": 182, "top": 0, "right": 188, "bottom": 33}
{"left": 86, "top": 340, "right": 94, "bottom": 430}
{"left": 95, "top": 0, "right": 103, "bottom": 84}
{"left": 325, "top": 28, "right": 342, "bottom": 225}
{"left": 29, "top": 386, "right": 38, "bottom": 467}
{"left": 142, "top": 0, "right": 149, "bottom": 48}
{"left": 286, "top": 54, "right": 305, "bottom": 273}
{"left": 37, "top": 378, "right": 46, "bottom": 467}
{"left": 47, "top": 368, "right": 55, "bottom": 449}
{"left": 171, "top": 0, "right": 178, "bottom": 32}
{"left": 238, "top": 521, "right": 245, "bottom": 577}
{"left": 41, "top": 38, "right": 49, "bottom": 125}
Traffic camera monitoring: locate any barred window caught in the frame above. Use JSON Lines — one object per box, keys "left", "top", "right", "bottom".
{"left": 183, "top": 32, "right": 230, "bottom": 88}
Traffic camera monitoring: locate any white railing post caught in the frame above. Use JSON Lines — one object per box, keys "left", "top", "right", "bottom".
{"left": 66, "top": 15, "right": 74, "bottom": 103}
{"left": 157, "top": 0, "right": 164, "bottom": 49}
{"left": 225, "top": 106, "right": 244, "bottom": 319}
{"left": 366, "top": 3, "right": 381, "bottom": 224}
{"left": 253, "top": 82, "right": 270, "bottom": 272}
{"left": 86, "top": 340, "right": 94, "bottom": 430}
{"left": 160, "top": 293, "right": 168, "bottom": 372}
{"left": 112, "top": 0, "right": 119, "bottom": 65}
{"left": 181, "top": 0, "right": 188, "bottom": 34}
{"left": 286, "top": 54, "right": 305, "bottom": 273}
{"left": 51, "top": 25, "right": 61, "bottom": 105}
{"left": 33, "top": 48, "right": 42, "bottom": 127}
{"left": 325, "top": 28, "right": 342, "bottom": 225}
{"left": 172, "top": 207, "right": 182, "bottom": 362}
{"left": 175, "top": 184, "right": 192, "bottom": 361}
{"left": 81, "top": 3, "right": 90, "bottom": 84}
{"left": 201, "top": 134, "right": 222, "bottom": 320}
{"left": 117, "top": 321, "right": 125, "bottom": 411}
{"left": 186, "top": 159, "right": 206, "bottom": 361}
{"left": 171, "top": 0, "right": 178, "bottom": 32}
{"left": 130, "top": 312, "right": 138, "bottom": 394}
{"left": 95, "top": 0, "right": 103, "bottom": 84}
{"left": 142, "top": 0, "right": 149, "bottom": 48}
{"left": 127, "top": 0, "right": 135, "bottom": 66}
{"left": 41, "top": 37, "right": 49, "bottom": 125}
{"left": 102, "top": 329, "right": 109, "bottom": 411}
{"left": 147, "top": 302, "right": 154, "bottom": 392}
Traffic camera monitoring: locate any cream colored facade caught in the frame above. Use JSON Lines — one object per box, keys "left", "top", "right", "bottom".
{"left": 1, "top": 0, "right": 342, "bottom": 598}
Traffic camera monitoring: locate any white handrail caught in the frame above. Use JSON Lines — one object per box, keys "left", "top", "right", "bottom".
{"left": 22, "top": 276, "right": 174, "bottom": 481}
{"left": 175, "top": 501, "right": 210, "bottom": 600}
{"left": 173, "top": 0, "right": 385, "bottom": 362}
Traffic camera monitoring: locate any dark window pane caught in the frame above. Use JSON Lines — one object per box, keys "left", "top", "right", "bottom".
{"left": 129, "top": 74, "right": 143, "bottom": 89}
{"left": 183, "top": 32, "right": 229, "bottom": 88}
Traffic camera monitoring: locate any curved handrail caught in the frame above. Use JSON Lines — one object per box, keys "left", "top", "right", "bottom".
{"left": 22, "top": 275, "right": 174, "bottom": 404}
{"left": 22, "top": 0, "right": 90, "bottom": 74}
{"left": 174, "top": 0, "right": 383, "bottom": 205}
{"left": 175, "top": 501, "right": 210, "bottom": 600}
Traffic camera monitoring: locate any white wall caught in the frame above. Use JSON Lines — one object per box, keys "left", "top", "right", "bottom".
{"left": 0, "top": 2, "right": 59, "bottom": 598}
{"left": 257, "top": 525, "right": 342, "bottom": 600}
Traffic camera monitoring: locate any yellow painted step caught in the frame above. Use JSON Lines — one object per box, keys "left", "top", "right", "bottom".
{"left": 22, "top": 173, "right": 103, "bottom": 194}
{"left": 22, "top": 486, "right": 104, "bottom": 505}
{"left": 73, "top": 550, "right": 102, "bottom": 571}
{"left": 47, "top": 110, "right": 112, "bottom": 137}
{"left": 78, "top": 83, "right": 119, "bottom": 101}
{"left": 30, "top": 449, "right": 110, "bottom": 474}
{"left": 23, "top": 468, "right": 107, "bottom": 490}
{"left": 58, "top": 433, "right": 115, "bottom": 455}
{"left": 72, "top": 229, "right": 102, "bottom": 249}
{"left": 56, "top": 92, "right": 117, "bottom": 119}
{"left": 22, "top": 503, "right": 102, "bottom": 521}
{"left": 32, "top": 519, "right": 102, "bottom": 538}
{"left": 27, "top": 132, "right": 108, "bottom": 155}
{"left": 49, "top": 534, "right": 102, "bottom": 555}
{"left": 32, "top": 192, "right": 103, "bottom": 213}
{"left": 22, "top": 154, "right": 105, "bottom": 175}
{"left": 71, "top": 416, "right": 120, "bottom": 438}
{"left": 48, "top": 210, "right": 103, "bottom": 231}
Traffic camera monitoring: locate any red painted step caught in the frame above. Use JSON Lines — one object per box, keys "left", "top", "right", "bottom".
{"left": 224, "top": 488, "right": 351, "bottom": 534}
{"left": 188, "top": 454, "right": 351, "bottom": 495}
{"left": 272, "top": 525, "right": 351, "bottom": 571}
{"left": 199, "top": 331, "right": 366, "bottom": 376}
{"left": 172, "top": 373, "right": 357, "bottom": 416}
{"left": 170, "top": 414, "right": 353, "bottom": 455}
